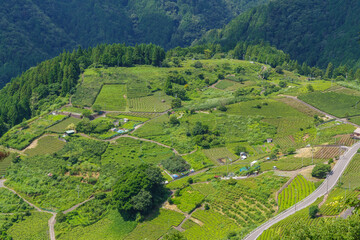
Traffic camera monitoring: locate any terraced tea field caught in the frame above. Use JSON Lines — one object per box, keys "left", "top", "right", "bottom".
{"left": 24, "top": 136, "right": 66, "bottom": 157}
{"left": 94, "top": 84, "right": 127, "bottom": 111}
{"left": 333, "top": 134, "right": 357, "bottom": 147}
{"left": 278, "top": 175, "right": 316, "bottom": 212}
{"left": 0, "top": 154, "right": 12, "bottom": 175}
{"left": 128, "top": 92, "right": 172, "bottom": 112}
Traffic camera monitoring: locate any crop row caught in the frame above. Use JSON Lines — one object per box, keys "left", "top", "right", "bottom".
{"left": 314, "top": 147, "right": 344, "bottom": 159}
{"left": 278, "top": 175, "right": 316, "bottom": 211}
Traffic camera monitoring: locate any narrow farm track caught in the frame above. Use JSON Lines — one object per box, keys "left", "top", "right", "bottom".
{"left": 281, "top": 95, "right": 360, "bottom": 128}
{"left": 0, "top": 179, "right": 56, "bottom": 239}
{"left": 0, "top": 179, "right": 95, "bottom": 240}
{"left": 244, "top": 141, "right": 360, "bottom": 240}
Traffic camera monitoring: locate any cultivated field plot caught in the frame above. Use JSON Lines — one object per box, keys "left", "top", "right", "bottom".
{"left": 25, "top": 136, "right": 66, "bottom": 157}
{"left": 341, "top": 154, "right": 360, "bottom": 189}
{"left": 60, "top": 107, "right": 92, "bottom": 115}
{"left": 319, "top": 188, "right": 359, "bottom": 216}
{"left": 258, "top": 198, "right": 330, "bottom": 240}
{"left": 261, "top": 156, "right": 324, "bottom": 171}
{"left": 0, "top": 188, "right": 32, "bottom": 213}
{"left": 202, "top": 147, "right": 238, "bottom": 165}
{"left": 313, "top": 147, "right": 344, "bottom": 159}
{"left": 182, "top": 210, "right": 238, "bottom": 240}
{"left": 94, "top": 84, "right": 127, "bottom": 111}
{"left": 184, "top": 173, "right": 287, "bottom": 239}
{"left": 277, "top": 97, "right": 322, "bottom": 117}
{"left": 273, "top": 135, "right": 296, "bottom": 149}
{"left": 6, "top": 212, "right": 52, "bottom": 240}
{"left": 128, "top": 92, "right": 172, "bottom": 112}
{"left": 299, "top": 92, "right": 360, "bottom": 117}
{"left": 0, "top": 154, "right": 13, "bottom": 175}
{"left": 278, "top": 175, "right": 316, "bottom": 212}
{"left": 47, "top": 117, "right": 82, "bottom": 133}
{"left": 107, "top": 112, "right": 161, "bottom": 119}
{"left": 333, "top": 134, "right": 357, "bottom": 146}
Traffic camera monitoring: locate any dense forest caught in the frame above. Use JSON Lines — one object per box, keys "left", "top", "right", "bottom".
{"left": 0, "top": 0, "right": 270, "bottom": 87}
{"left": 198, "top": 0, "right": 360, "bottom": 68}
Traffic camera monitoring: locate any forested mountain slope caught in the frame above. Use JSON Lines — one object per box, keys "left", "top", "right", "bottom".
{"left": 198, "top": 0, "right": 360, "bottom": 68}
{"left": 0, "top": 0, "right": 270, "bottom": 87}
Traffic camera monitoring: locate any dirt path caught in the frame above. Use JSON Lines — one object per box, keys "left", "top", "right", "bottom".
{"left": 0, "top": 179, "right": 95, "bottom": 240}
{"left": 63, "top": 197, "right": 95, "bottom": 214}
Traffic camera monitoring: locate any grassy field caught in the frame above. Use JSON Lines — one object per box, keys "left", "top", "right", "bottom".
{"left": 47, "top": 117, "right": 82, "bottom": 133}
{"left": 7, "top": 212, "right": 52, "bottom": 240}
{"left": 60, "top": 107, "right": 93, "bottom": 115}
{"left": 128, "top": 92, "right": 172, "bottom": 112}
{"left": 299, "top": 92, "right": 360, "bottom": 117}
{"left": 278, "top": 175, "right": 316, "bottom": 212}
{"left": 94, "top": 84, "right": 127, "bottom": 111}
{"left": 261, "top": 155, "right": 324, "bottom": 171}
{"left": 25, "top": 136, "right": 66, "bottom": 157}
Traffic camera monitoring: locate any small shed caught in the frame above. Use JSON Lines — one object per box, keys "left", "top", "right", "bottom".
{"left": 65, "top": 130, "right": 75, "bottom": 135}
{"left": 250, "top": 161, "right": 258, "bottom": 167}
{"left": 123, "top": 118, "right": 129, "bottom": 123}
{"left": 266, "top": 138, "right": 273, "bottom": 143}
{"left": 351, "top": 128, "right": 360, "bottom": 139}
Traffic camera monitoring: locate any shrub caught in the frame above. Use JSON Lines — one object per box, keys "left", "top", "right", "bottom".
{"left": 161, "top": 156, "right": 190, "bottom": 173}
{"left": 312, "top": 164, "right": 331, "bottom": 178}
{"left": 218, "top": 105, "right": 227, "bottom": 112}
{"left": 169, "top": 116, "right": 180, "bottom": 125}
{"left": 309, "top": 205, "right": 319, "bottom": 218}
{"left": 193, "top": 61, "right": 203, "bottom": 68}
{"left": 171, "top": 99, "right": 182, "bottom": 108}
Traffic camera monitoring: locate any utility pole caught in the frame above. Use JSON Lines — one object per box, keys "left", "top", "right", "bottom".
{"left": 76, "top": 185, "right": 80, "bottom": 199}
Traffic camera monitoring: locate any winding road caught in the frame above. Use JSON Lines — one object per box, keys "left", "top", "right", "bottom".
{"left": 244, "top": 141, "right": 360, "bottom": 240}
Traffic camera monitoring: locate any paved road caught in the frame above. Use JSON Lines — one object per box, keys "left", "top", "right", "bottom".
{"left": 244, "top": 141, "right": 360, "bottom": 240}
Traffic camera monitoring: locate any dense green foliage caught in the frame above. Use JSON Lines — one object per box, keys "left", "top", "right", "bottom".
{"left": 200, "top": 0, "right": 360, "bottom": 68}
{"left": 112, "top": 164, "right": 166, "bottom": 220}
{"left": 312, "top": 164, "right": 331, "bottom": 179}
{"left": 161, "top": 156, "right": 190, "bottom": 173}
{"left": 0, "top": 0, "right": 270, "bottom": 85}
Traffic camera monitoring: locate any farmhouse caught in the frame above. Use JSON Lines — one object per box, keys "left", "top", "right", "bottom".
{"left": 351, "top": 128, "right": 360, "bottom": 139}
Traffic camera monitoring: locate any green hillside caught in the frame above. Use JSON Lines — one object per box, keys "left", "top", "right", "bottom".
{"left": 0, "top": 0, "right": 270, "bottom": 86}
{"left": 199, "top": 0, "right": 360, "bottom": 68}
